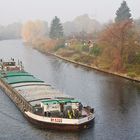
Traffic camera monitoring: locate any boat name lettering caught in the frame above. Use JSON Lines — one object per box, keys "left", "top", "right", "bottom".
{"left": 51, "top": 118, "right": 62, "bottom": 123}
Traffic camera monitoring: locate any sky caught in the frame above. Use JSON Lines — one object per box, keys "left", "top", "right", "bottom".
{"left": 0, "top": 0, "right": 139, "bottom": 25}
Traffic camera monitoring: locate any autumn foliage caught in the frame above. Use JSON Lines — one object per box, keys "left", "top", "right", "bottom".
{"left": 99, "top": 20, "right": 133, "bottom": 71}
{"left": 22, "top": 20, "right": 47, "bottom": 43}
{"left": 21, "top": 6, "right": 140, "bottom": 78}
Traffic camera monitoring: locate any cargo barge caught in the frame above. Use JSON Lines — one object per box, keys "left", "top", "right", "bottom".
{"left": 0, "top": 58, "right": 95, "bottom": 131}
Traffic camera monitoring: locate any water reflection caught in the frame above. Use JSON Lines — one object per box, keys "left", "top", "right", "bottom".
{"left": 0, "top": 40, "right": 140, "bottom": 140}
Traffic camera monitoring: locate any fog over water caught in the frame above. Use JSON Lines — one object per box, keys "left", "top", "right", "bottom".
{"left": 0, "top": 0, "right": 139, "bottom": 25}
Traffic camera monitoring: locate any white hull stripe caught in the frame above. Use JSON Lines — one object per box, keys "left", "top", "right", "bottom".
{"left": 25, "top": 111, "right": 94, "bottom": 125}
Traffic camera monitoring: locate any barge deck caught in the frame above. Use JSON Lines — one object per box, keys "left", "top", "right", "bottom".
{"left": 0, "top": 58, "right": 95, "bottom": 131}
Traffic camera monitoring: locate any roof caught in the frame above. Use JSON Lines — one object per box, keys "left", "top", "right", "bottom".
{"left": 42, "top": 99, "right": 79, "bottom": 105}
{"left": 1, "top": 71, "right": 32, "bottom": 77}
{"left": 42, "top": 100, "right": 58, "bottom": 105}
{"left": 1, "top": 71, "right": 44, "bottom": 84}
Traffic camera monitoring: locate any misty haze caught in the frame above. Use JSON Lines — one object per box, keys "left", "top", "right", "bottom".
{"left": 0, "top": 0, "right": 140, "bottom": 140}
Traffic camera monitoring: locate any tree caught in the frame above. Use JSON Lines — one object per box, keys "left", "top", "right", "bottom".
{"left": 99, "top": 1, "right": 133, "bottom": 71}
{"left": 49, "top": 16, "right": 63, "bottom": 39}
{"left": 100, "top": 20, "right": 133, "bottom": 71}
{"left": 22, "top": 20, "right": 48, "bottom": 43}
{"left": 115, "top": 1, "right": 132, "bottom": 23}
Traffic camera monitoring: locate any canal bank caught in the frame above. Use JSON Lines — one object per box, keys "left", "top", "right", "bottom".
{"left": 44, "top": 52, "right": 140, "bottom": 83}
{"left": 0, "top": 40, "right": 140, "bottom": 140}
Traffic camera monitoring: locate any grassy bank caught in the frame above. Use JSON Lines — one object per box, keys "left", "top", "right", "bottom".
{"left": 53, "top": 48, "right": 140, "bottom": 82}
{"left": 29, "top": 40, "right": 140, "bottom": 82}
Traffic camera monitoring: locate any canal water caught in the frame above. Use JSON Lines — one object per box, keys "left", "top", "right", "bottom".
{"left": 0, "top": 40, "right": 140, "bottom": 140}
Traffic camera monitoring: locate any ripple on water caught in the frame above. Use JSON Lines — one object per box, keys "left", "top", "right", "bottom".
{"left": 0, "top": 40, "right": 140, "bottom": 140}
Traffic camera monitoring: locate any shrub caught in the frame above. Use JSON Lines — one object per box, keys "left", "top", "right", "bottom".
{"left": 90, "top": 46, "right": 101, "bottom": 56}
{"left": 54, "top": 44, "right": 65, "bottom": 51}
{"left": 127, "top": 72, "right": 137, "bottom": 77}
{"left": 82, "top": 45, "right": 89, "bottom": 52}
